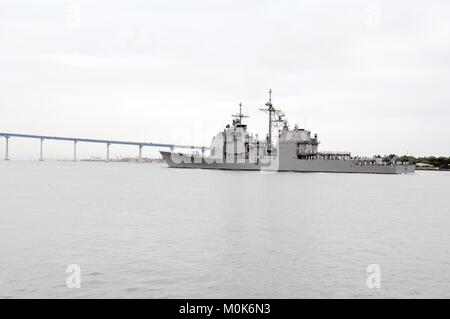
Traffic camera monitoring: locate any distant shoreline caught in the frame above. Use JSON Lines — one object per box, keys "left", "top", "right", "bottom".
{"left": 80, "top": 158, "right": 164, "bottom": 163}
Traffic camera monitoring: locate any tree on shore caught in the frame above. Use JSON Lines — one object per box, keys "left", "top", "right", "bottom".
{"left": 394, "top": 155, "right": 450, "bottom": 169}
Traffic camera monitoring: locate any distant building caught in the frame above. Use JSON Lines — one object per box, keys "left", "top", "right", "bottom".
{"left": 416, "top": 163, "right": 435, "bottom": 169}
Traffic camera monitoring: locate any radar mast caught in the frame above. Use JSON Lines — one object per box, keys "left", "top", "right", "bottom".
{"left": 259, "top": 89, "right": 284, "bottom": 154}
{"left": 232, "top": 102, "right": 249, "bottom": 126}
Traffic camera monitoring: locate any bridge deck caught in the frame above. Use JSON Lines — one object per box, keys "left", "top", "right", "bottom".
{"left": 0, "top": 132, "right": 207, "bottom": 150}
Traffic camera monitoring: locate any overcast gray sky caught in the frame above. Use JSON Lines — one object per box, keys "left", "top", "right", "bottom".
{"left": 1, "top": 0, "right": 449, "bottom": 159}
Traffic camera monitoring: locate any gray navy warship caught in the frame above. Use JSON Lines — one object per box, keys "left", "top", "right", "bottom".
{"left": 161, "top": 91, "right": 415, "bottom": 174}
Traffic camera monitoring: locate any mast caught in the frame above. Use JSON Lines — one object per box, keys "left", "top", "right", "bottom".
{"left": 268, "top": 90, "right": 272, "bottom": 151}
{"left": 231, "top": 102, "right": 249, "bottom": 126}
{"left": 259, "top": 89, "right": 283, "bottom": 154}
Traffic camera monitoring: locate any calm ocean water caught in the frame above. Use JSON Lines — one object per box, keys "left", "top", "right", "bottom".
{"left": 0, "top": 160, "right": 449, "bottom": 298}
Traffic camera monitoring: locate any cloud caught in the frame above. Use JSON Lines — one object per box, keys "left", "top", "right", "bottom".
{"left": 43, "top": 54, "right": 166, "bottom": 69}
{"left": 1, "top": 0, "right": 450, "bottom": 157}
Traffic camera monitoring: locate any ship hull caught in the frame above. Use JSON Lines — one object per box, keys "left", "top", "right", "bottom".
{"left": 160, "top": 151, "right": 415, "bottom": 174}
